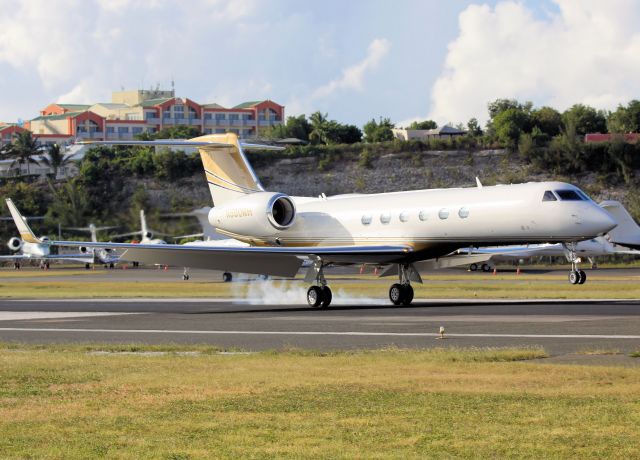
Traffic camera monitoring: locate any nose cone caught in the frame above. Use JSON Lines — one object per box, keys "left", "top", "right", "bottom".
{"left": 586, "top": 206, "right": 617, "bottom": 236}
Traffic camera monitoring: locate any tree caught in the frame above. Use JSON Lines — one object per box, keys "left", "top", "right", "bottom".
{"left": 488, "top": 99, "right": 532, "bottom": 120}
{"left": 280, "top": 115, "right": 312, "bottom": 141}
{"left": 7, "top": 130, "right": 40, "bottom": 175}
{"left": 466, "top": 118, "right": 483, "bottom": 137}
{"left": 309, "top": 111, "right": 331, "bottom": 145}
{"left": 561, "top": 104, "right": 607, "bottom": 136}
{"left": 607, "top": 100, "right": 640, "bottom": 133}
{"left": 408, "top": 119, "right": 437, "bottom": 130}
{"left": 492, "top": 107, "right": 532, "bottom": 148}
{"left": 532, "top": 106, "right": 562, "bottom": 138}
{"left": 363, "top": 117, "right": 394, "bottom": 143}
{"left": 327, "top": 122, "right": 362, "bottom": 144}
{"left": 38, "top": 144, "right": 74, "bottom": 180}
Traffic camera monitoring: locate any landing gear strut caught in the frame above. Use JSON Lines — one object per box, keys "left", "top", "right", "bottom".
{"left": 564, "top": 243, "right": 586, "bottom": 285}
{"left": 389, "top": 263, "right": 418, "bottom": 306}
{"left": 182, "top": 267, "right": 190, "bottom": 281}
{"left": 305, "top": 259, "right": 332, "bottom": 308}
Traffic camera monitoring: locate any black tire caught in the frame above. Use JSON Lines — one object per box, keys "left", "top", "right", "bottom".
{"left": 568, "top": 270, "right": 579, "bottom": 285}
{"left": 320, "top": 286, "right": 332, "bottom": 308}
{"left": 109, "top": 263, "right": 114, "bottom": 269}
{"left": 389, "top": 283, "right": 404, "bottom": 306}
{"left": 307, "top": 285, "right": 324, "bottom": 308}
{"left": 401, "top": 284, "right": 414, "bottom": 306}
{"left": 578, "top": 270, "right": 587, "bottom": 285}
{"left": 222, "top": 272, "right": 232, "bottom": 282}
{"left": 85, "top": 263, "right": 90, "bottom": 270}
{"left": 481, "top": 263, "right": 491, "bottom": 272}
{"left": 469, "top": 263, "right": 478, "bottom": 271}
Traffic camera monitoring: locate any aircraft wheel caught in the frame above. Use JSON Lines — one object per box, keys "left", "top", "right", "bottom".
{"left": 307, "top": 285, "right": 324, "bottom": 308}
{"left": 578, "top": 270, "right": 587, "bottom": 285}
{"left": 222, "top": 272, "right": 232, "bottom": 282}
{"left": 469, "top": 263, "right": 478, "bottom": 271}
{"left": 320, "top": 286, "right": 332, "bottom": 308}
{"left": 389, "top": 283, "right": 404, "bottom": 306}
{"left": 401, "top": 284, "right": 414, "bottom": 306}
{"left": 481, "top": 263, "right": 491, "bottom": 272}
{"left": 109, "top": 263, "right": 114, "bottom": 269}
{"left": 568, "top": 270, "right": 580, "bottom": 285}
{"left": 182, "top": 274, "right": 190, "bottom": 281}
{"left": 85, "top": 263, "right": 90, "bottom": 270}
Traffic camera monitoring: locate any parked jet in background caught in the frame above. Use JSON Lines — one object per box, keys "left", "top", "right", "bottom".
{"left": 26, "top": 133, "right": 616, "bottom": 307}
{"left": 113, "top": 210, "right": 167, "bottom": 245}
{"left": 65, "top": 224, "right": 121, "bottom": 269}
{"left": 1, "top": 199, "right": 102, "bottom": 269}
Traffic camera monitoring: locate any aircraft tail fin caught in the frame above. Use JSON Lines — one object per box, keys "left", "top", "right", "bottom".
{"left": 5, "top": 199, "right": 41, "bottom": 244}
{"left": 78, "top": 134, "right": 283, "bottom": 207}
{"left": 600, "top": 201, "right": 640, "bottom": 249}
{"left": 140, "top": 210, "right": 148, "bottom": 238}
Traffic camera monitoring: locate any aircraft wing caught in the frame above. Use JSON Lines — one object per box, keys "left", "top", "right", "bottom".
{"left": 49, "top": 241, "right": 412, "bottom": 277}
{"left": 461, "top": 245, "right": 556, "bottom": 259}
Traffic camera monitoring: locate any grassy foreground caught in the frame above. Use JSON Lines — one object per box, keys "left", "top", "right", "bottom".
{"left": 1, "top": 344, "right": 640, "bottom": 458}
{"left": 1, "top": 274, "right": 640, "bottom": 299}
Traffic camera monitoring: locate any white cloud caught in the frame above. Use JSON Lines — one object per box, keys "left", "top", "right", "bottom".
{"left": 312, "top": 38, "right": 391, "bottom": 99}
{"left": 428, "top": 0, "right": 640, "bottom": 125}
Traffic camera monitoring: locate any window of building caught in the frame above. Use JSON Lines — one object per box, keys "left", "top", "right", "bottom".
{"left": 555, "top": 190, "right": 583, "bottom": 201}
{"left": 147, "top": 128, "right": 157, "bottom": 133}
{"left": 438, "top": 208, "right": 450, "bottom": 220}
{"left": 380, "top": 213, "right": 391, "bottom": 224}
{"left": 215, "top": 113, "right": 226, "bottom": 120}
{"left": 132, "top": 127, "right": 143, "bottom": 134}
{"left": 204, "top": 113, "right": 213, "bottom": 120}
{"left": 117, "top": 127, "right": 129, "bottom": 133}
{"left": 145, "top": 112, "right": 156, "bottom": 120}
{"left": 107, "top": 127, "right": 115, "bottom": 133}
{"left": 229, "top": 114, "right": 240, "bottom": 120}
{"left": 542, "top": 191, "right": 557, "bottom": 202}
{"left": 215, "top": 129, "right": 225, "bottom": 133}
{"left": 419, "top": 210, "right": 428, "bottom": 221}
{"left": 458, "top": 207, "right": 469, "bottom": 219}
{"left": 399, "top": 212, "right": 409, "bottom": 222}
{"left": 163, "top": 111, "right": 171, "bottom": 119}
{"left": 173, "top": 105, "right": 184, "bottom": 112}
{"left": 361, "top": 215, "right": 372, "bottom": 225}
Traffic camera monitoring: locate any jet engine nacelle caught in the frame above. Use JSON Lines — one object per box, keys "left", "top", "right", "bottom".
{"left": 144, "top": 231, "right": 153, "bottom": 239}
{"left": 209, "top": 192, "right": 296, "bottom": 238}
{"left": 8, "top": 237, "right": 22, "bottom": 252}
{"left": 80, "top": 246, "right": 89, "bottom": 253}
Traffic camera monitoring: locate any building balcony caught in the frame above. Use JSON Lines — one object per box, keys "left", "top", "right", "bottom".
{"left": 145, "top": 117, "right": 161, "bottom": 124}
{"left": 76, "top": 131, "right": 104, "bottom": 139}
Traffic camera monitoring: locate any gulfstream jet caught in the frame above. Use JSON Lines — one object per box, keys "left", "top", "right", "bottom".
{"left": 14, "top": 133, "right": 616, "bottom": 307}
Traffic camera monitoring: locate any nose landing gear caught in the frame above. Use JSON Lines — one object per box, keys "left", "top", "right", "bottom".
{"left": 564, "top": 243, "right": 587, "bottom": 285}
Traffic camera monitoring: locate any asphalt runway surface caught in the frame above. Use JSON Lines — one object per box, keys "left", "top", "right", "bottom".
{"left": 1, "top": 298, "right": 640, "bottom": 364}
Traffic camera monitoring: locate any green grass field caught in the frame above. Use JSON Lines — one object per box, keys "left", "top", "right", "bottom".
{"left": 0, "top": 273, "right": 639, "bottom": 299}
{"left": 1, "top": 344, "right": 640, "bottom": 458}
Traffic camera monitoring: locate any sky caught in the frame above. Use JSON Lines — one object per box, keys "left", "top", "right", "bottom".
{"left": 1, "top": 0, "right": 639, "bottom": 128}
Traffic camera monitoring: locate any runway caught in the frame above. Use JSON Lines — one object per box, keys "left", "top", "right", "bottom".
{"left": 1, "top": 298, "right": 640, "bottom": 361}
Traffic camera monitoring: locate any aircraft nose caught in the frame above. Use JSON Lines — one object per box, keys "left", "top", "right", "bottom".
{"left": 587, "top": 206, "right": 617, "bottom": 235}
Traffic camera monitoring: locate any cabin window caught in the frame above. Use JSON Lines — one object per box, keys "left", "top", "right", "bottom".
{"left": 399, "top": 212, "right": 409, "bottom": 223}
{"left": 380, "top": 213, "right": 391, "bottom": 224}
{"left": 418, "top": 210, "right": 428, "bottom": 221}
{"left": 542, "top": 191, "right": 557, "bottom": 202}
{"left": 555, "top": 190, "right": 583, "bottom": 201}
{"left": 458, "top": 207, "right": 469, "bottom": 219}
{"left": 361, "top": 215, "right": 372, "bottom": 225}
{"left": 438, "top": 208, "right": 450, "bottom": 220}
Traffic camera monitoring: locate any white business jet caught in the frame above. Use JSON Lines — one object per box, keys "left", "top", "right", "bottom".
{"left": 65, "top": 223, "right": 121, "bottom": 269}
{"left": 1, "top": 200, "right": 98, "bottom": 269}
{"left": 12, "top": 133, "right": 616, "bottom": 307}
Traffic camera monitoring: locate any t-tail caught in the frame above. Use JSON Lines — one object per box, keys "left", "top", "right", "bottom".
{"left": 600, "top": 201, "right": 640, "bottom": 249}
{"left": 78, "top": 133, "right": 281, "bottom": 207}
{"left": 5, "top": 199, "right": 41, "bottom": 244}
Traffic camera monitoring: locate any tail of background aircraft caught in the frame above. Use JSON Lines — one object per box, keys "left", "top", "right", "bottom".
{"left": 140, "top": 210, "right": 149, "bottom": 239}
{"left": 600, "top": 201, "right": 640, "bottom": 249}
{"left": 5, "top": 199, "right": 40, "bottom": 244}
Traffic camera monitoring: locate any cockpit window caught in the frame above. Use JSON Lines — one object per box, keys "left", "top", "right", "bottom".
{"left": 555, "top": 190, "right": 583, "bottom": 201}
{"left": 542, "top": 191, "right": 557, "bottom": 202}
{"left": 576, "top": 190, "right": 592, "bottom": 201}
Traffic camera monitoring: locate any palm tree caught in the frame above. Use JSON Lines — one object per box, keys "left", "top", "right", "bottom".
{"left": 309, "top": 111, "right": 330, "bottom": 145}
{"left": 39, "top": 143, "right": 74, "bottom": 180}
{"left": 9, "top": 130, "right": 40, "bottom": 176}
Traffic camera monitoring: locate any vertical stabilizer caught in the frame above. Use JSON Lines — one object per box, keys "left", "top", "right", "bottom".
{"left": 600, "top": 201, "right": 640, "bottom": 248}
{"left": 140, "top": 210, "right": 148, "bottom": 238}
{"left": 5, "top": 199, "right": 40, "bottom": 244}
{"left": 193, "top": 133, "right": 264, "bottom": 206}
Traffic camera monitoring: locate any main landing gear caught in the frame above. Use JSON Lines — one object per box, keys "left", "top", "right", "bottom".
{"left": 564, "top": 243, "right": 587, "bottom": 285}
{"left": 305, "top": 259, "right": 332, "bottom": 308}
{"left": 388, "top": 264, "right": 418, "bottom": 306}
